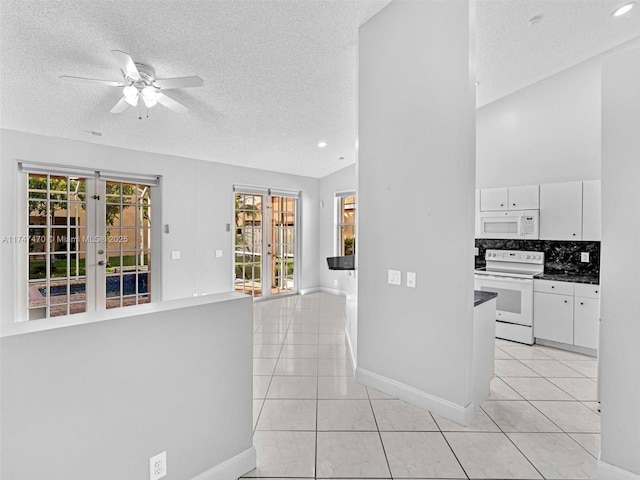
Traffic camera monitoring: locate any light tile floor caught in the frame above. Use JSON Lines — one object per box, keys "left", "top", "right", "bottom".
{"left": 242, "top": 293, "right": 600, "bottom": 480}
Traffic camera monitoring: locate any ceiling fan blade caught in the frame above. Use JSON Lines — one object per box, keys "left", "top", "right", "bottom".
{"left": 110, "top": 96, "right": 130, "bottom": 114}
{"left": 156, "top": 92, "right": 188, "bottom": 113}
{"left": 111, "top": 50, "right": 140, "bottom": 80}
{"left": 154, "top": 76, "right": 204, "bottom": 90}
{"left": 59, "top": 75, "right": 125, "bottom": 87}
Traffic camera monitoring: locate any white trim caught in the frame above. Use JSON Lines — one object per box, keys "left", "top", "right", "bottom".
{"left": 355, "top": 367, "right": 474, "bottom": 426}
{"left": 19, "top": 160, "right": 160, "bottom": 186}
{"left": 300, "top": 286, "right": 345, "bottom": 296}
{"left": 233, "top": 184, "right": 269, "bottom": 195}
{"left": 598, "top": 460, "right": 640, "bottom": 480}
{"left": 189, "top": 447, "right": 256, "bottom": 480}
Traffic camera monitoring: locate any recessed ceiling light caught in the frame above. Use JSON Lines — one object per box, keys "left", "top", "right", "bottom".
{"left": 612, "top": 2, "right": 635, "bottom": 16}
{"left": 318, "top": 141, "right": 328, "bottom": 148}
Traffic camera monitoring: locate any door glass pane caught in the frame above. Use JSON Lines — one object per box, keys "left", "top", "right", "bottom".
{"left": 27, "top": 173, "right": 87, "bottom": 319}
{"left": 104, "top": 181, "right": 152, "bottom": 309}
{"left": 270, "top": 195, "right": 295, "bottom": 295}
{"left": 234, "top": 193, "right": 263, "bottom": 297}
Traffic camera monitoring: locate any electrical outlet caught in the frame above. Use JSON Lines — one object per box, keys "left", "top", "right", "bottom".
{"left": 215, "top": 249, "right": 223, "bottom": 258}
{"left": 149, "top": 451, "right": 167, "bottom": 480}
{"left": 474, "top": 247, "right": 479, "bottom": 256}
{"left": 407, "top": 272, "right": 417, "bottom": 288}
{"left": 171, "top": 251, "right": 180, "bottom": 260}
{"left": 388, "top": 269, "right": 401, "bottom": 286}
{"left": 581, "top": 252, "right": 590, "bottom": 262}
{"left": 333, "top": 279, "right": 338, "bottom": 286}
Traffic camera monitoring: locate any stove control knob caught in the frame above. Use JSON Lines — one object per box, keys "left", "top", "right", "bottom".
{"left": 526, "top": 255, "right": 531, "bottom": 259}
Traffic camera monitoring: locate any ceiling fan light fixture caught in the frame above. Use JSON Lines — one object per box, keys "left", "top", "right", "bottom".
{"left": 142, "top": 86, "right": 160, "bottom": 108}
{"left": 612, "top": 2, "right": 635, "bottom": 16}
{"left": 123, "top": 85, "right": 139, "bottom": 106}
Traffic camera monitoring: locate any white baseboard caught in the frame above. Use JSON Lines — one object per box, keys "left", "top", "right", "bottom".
{"left": 598, "top": 460, "right": 640, "bottom": 480}
{"left": 299, "top": 287, "right": 321, "bottom": 295}
{"left": 355, "top": 367, "right": 474, "bottom": 426}
{"left": 300, "top": 286, "right": 346, "bottom": 296}
{"left": 190, "top": 447, "right": 256, "bottom": 480}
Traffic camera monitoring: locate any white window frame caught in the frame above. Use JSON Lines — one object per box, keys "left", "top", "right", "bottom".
{"left": 15, "top": 161, "right": 162, "bottom": 322}
{"left": 335, "top": 191, "right": 356, "bottom": 256}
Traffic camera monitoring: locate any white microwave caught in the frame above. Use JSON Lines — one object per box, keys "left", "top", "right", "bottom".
{"left": 478, "top": 210, "right": 539, "bottom": 239}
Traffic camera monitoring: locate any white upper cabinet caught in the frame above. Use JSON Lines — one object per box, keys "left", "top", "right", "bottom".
{"left": 480, "top": 187, "right": 508, "bottom": 211}
{"left": 582, "top": 180, "right": 602, "bottom": 241}
{"left": 540, "top": 181, "right": 583, "bottom": 240}
{"left": 480, "top": 185, "right": 539, "bottom": 211}
{"left": 508, "top": 185, "right": 539, "bottom": 210}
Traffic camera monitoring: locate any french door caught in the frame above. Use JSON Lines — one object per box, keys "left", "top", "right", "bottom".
{"left": 234, "top": 187, "right": 299, "bottom": 299}
{"left": 23, "top": 165, "right": 156, "bottom": 319}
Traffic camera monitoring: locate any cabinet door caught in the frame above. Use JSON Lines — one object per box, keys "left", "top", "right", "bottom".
{"left": 534, "top": 292, "right": 574, "bottom": 344}
{"left": 540, "top": 181, "right": 583, "bottom": 240}
{"left": 574, "top": 297, "right": 599, "bottom": 349}
{"left": 480, "top": 187, "right": 508, "bottom": 211}
{"left": 582, "top": 180, "right": 601, "bottom": 241}
{"left": 509, "top": 185, "right": 539, "bottom": 210}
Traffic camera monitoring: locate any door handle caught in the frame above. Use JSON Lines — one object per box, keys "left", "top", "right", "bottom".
{"left": 98, "top": 260, "right": 106, "bottom": 266}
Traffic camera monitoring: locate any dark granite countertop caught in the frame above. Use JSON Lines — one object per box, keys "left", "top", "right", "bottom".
{"left": 474, "top": 290, "right": 498, "bottom": 307}
{"left": 534, "top": 273, "right": 599, "bottom": 285}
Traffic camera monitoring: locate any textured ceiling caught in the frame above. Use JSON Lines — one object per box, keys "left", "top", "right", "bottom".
{"left": 476, "top": 0, "right": 640, "bottom": 107}
{"left": 1, "top": 1, "right": 639, "bottom": 178}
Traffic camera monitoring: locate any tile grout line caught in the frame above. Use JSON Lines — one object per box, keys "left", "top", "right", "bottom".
{"left": 479, "top": 399, "right": 548, "bottom": 480}
{"left": 366, "top": 382, "right": 393, "bottom": 479}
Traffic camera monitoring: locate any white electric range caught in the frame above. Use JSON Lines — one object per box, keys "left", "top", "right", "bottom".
{"left": 474, "top": 249, "right": 544, "bottom": 345}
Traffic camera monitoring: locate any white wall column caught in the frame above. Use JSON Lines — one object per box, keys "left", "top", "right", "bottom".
{"left": 356, "top": 0, "right": 476, "bottom": 424}
{"left": 599, "top": 47, "right": 640, "bottom": 479}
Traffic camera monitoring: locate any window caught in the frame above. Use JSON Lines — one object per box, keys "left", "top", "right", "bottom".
{"left": 336, "top": 192, "right": 356, "bottom": 256}
{"left": 20, "top": 163, "right": 159, "bottom": 320}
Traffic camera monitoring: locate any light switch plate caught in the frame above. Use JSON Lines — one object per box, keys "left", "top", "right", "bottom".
{"left": 171, "top": 251, "right": 180, "bottom": 260}
{"left": 581, "top": 252, "right": 589, "bottom": 262}
{"left": 474, "top": 247, "right": 479, "bottom": 256}
{"left": 407, "top": 272, "right": 417, "bottom": 288}
{"left": 388, "top": 269, "right": 401, "bottom": 286}
{"left": 215, "top": 250, "right": 223, "bottom": 258}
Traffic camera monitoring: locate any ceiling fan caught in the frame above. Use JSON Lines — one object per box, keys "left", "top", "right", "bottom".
{"left": 60, "top": 50, "right": 203, "bottom": 114}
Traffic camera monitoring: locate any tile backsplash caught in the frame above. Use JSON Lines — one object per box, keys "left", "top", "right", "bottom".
{"left": 475, "top": 239, "right": 600, "bottom": 277}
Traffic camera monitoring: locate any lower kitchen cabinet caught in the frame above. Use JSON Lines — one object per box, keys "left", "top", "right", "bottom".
{"left": 574, "top": 297, "right": 599, "bottom": 349}
{"left": 533, "top": 280, "right": 600, "bottom": 351}
{"left": 534, "top": 291, "right": 574, "bottom": 344}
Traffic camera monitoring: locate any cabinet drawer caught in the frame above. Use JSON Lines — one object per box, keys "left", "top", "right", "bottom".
{"left": 534, "top": 280, "right": 574, "bottom": 295}
{"left": 574, "top": 283, "right": 600, "bottom": 299}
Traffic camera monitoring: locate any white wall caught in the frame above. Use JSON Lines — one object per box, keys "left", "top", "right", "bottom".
{"left": 356, "top": 0, "right": 476, "bottom": 423}
{"left": 599, "top": 47, "right": 640, "bottom": 478}
{"left": 317, "top": 164, "right": 358, "bottom": 363}
{"left": 317, "top": 164, "right": 356, "bottom": 291}
{"left": 1, "top": 294, "right": 255, "bottom": 480}
{"left": 477, "top": 36, "right": 640, "bottom": 189}
{"left": 0, "top": 129, "right": 320, "bottom": 330}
